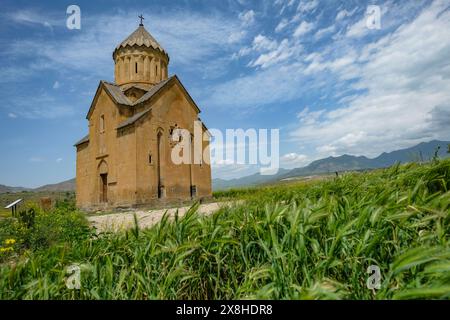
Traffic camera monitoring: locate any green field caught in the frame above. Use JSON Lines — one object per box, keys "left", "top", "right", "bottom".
{"left": 0, "top": 191, "right": 75, "bottom": 218}
{"left": 0, "top": 160, "right": 449, "bottom": 299}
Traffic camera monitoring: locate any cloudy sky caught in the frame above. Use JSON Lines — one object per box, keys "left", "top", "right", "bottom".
{"left": 0, "top": 0, "right": 449, "bottom": 187}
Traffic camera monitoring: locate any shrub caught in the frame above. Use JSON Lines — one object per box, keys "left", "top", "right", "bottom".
{"left": 0, "top": 201, "right": 91, "bottom": 260}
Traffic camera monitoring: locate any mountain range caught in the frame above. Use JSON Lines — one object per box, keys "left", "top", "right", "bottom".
{"left": 213, "top": 140, "right": 450, "bottom": 190}
{"left": 0, "top": 179, "right": 76, "bottom": 194}
{"left": 1, "top": 140, "right": 448, "bottom": 193}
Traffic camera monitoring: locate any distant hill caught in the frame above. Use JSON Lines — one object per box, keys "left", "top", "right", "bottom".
{"left": 283, "top": 140, "right": 449, "bottom": 179}
{"left": 213, "top": 168, "right": 290, "bottom": 190}
{"left": 0, "top": 178, "right": 75, "bottom": 194}
{"left": 0, "top": 185, "right": 30, "bottom": 194}
{"left": 34, "top": 178, "right": 76, "bottom": 192}
{"left": 214, "top": 140, "right": 450, "bottom": 190}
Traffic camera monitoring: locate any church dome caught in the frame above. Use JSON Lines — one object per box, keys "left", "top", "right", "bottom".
{"left": 113, "top": 25, "right": 168, "bottom": 60}
{"left": 113, "top": 20, "right": 169, "bottom": 89}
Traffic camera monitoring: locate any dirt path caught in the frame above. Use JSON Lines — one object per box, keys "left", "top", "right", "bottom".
{"left": 88, "top": 201, "right": 238, "bottom": 233}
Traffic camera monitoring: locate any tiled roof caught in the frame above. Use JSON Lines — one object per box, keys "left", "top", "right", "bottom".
{"left": 114, "top": 25, "right": 168, "bottom": 57}
{"left": 74, "top": 134, "right": 89, "bottom": 147}
{"left": 102, "top": 81, "right": 133, "bottom": 106}
{"left": 133, "top": 76, "right": 173, "bottom": 105}
{"left": 117, "top": 108, "right": 152, "bottom": 130}
{"left": 86, "top": 75, "right": 201, "bottom": 129}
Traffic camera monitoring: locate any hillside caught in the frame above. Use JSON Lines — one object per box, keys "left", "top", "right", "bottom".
{"left": 0, "top": 185, "right": 29, "bottom": 194}
{"left": 34, "top": 178, "right": 76, "bottom": 192}
{"left": 283, "top": 139, "right": 449, "bottom": 179}
{"left": 214, "top": 140, "right": 450, "bottom": 189}
{"left": 212, "top": 168, "right": 289, "bottom": 190}
{"left": 0, "top": 179, "right": 75, "bottom": 194}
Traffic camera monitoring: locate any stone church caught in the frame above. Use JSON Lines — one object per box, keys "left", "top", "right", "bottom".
{"left": 74, "top": 20, "right": 212, "bottom": 210}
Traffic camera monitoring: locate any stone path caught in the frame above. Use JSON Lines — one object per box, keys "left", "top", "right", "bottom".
{"left": 87, "top": 201, "right": 238, "bottom": 233}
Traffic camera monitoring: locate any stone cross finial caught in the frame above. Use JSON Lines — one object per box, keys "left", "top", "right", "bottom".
{"left": 138, "top": 14, "right": 144, "bottom": 26}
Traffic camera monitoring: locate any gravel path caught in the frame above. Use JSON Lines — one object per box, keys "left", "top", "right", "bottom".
{"left": 88, "top": 201, "right": 237, "bottom": 233}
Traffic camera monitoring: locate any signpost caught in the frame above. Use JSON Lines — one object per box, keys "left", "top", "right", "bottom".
{"left": 4, "top": 199, "right": 23, "bottom": 217}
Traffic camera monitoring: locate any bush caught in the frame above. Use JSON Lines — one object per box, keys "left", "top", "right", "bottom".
{"left": 0, "top": 201, "right": 91, "bottom": 261}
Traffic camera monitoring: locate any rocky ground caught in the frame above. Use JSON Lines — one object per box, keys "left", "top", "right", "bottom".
{"left": 88, "top": 201, "right": 239, "bottom": 233}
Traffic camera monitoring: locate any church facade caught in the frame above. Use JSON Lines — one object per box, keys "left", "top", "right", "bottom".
{"left": 74, "top": 21, "right": 212, "bottom": 210}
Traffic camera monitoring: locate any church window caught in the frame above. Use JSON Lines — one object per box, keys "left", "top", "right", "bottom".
{"left": 155, "top": 65, "right": 158, "bottom": 76}
{"left": 148, "top": 153, "right": 153, "bottom": 164}
{"left": 190, "top": 185, "right": 197, "bottom": 197}
{"left": 135, "top": 62, "right": 138, "bottom": 74}
{"left": 100, "top": 115, "right": 105, "bottom": 133}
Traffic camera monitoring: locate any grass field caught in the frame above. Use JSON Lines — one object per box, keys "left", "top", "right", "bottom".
{"left": 0, "top": 191, "right": 75, "bottom": 218}
{"left": 0, "top": 160, "right": 449, "bottom": 299}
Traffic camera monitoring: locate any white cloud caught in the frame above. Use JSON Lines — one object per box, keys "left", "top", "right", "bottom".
{"left": 7, "top": 93, "right": 75, "bottom": 119}
{"left": 249, "top": 39, "right": 295, "bottom": 68}
{"left": 297, "top": 0, "right": 319, "bottom": 13}
{"left": 336, "top": 8, "right": 358, "bottom": 21}
{"left": 239, "top": 10, "right": 255, "bottom": 26}
{"left": 52, "top": 81, "right": 60, "bottom": 89}
{"left": 275, "top": 18, "right": 289, "bottom": 32}
{"left": 232, "top": 34, "right": 301, "bottom": 69}
{"left": 228, "top": 30, "right": 247, "bottom": 44}
{"left": 6, "top": 9, "right": 57, "bottom": 30}
{"left": 345, "top": 16, "right": 369, "bottom": 38}
{"left": 4, "top": 10, "right": 242, "bottom": 77}
{"left": 204, "top": 63, "right": 306, "bottom": 110}
{"left": 297, "top": 107, "right": 326, "bottom": 125}
{"left": 291, "top": 0, "right": 450, "bottom": 158}
{"left": 8, "top": 113, "right": 17, "bottom": 118}
{"left": 314, "top": 25, "right": 336, "bottom": 39}
{"left": 252, "top": 34, "right": 278, "bottom": 51}
{"left": 281, "top": 152, "right": 309, "bottom": 168}
{"left": 56, "top": 158, "right": 63, "bottom": 163}
{"left": 293, "top": 21, "right": 315, "bottom": 37}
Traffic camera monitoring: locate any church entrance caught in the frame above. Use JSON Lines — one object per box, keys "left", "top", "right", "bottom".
{"left": 100, "top": 173, "right": 108, "bottom": 203}
{"left": 157, "top": 130, "right": 164, "bottom": 198}
{"left": 98, "top": 160, "right": 108, "bottom": 204}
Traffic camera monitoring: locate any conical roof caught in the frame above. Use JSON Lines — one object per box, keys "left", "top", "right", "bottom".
{"left": 114, "top": 25, "right": 168, "bottom": 57}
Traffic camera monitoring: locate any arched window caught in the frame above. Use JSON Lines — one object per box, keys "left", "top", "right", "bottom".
{"left": 157, "top": 130, "right": 164, "bottom": 198}
{"left": 100, "top": 115, "right": 105, "bottom": 133}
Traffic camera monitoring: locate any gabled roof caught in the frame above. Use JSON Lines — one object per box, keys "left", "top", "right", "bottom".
{"left": 85, "top": 75, "right": 202, "bottom": 133}
{"left": 123, "top": 83, "right": 151, "bottom": 93}
{"left": 86, "top": 81, "right": 132, "bottom": 119}
{"left": 102, "top": 81, "right": 133, "bottom": 106}
{"left": 117, "top": 108, "right": 152, "bottom": 130}
{"left": 87, "top": 75, "right": 201, "bottom": 119}
{"left": 133, "top": 76, "right": 173, "bottom": 105}
{"left": 115, "top": 76, "right": 202, "bottom": 129}
{"left": 74, "top": 134, "right": 89, "bottom": 147}
{"left": 114, "top": 25, "right": 168, "bottom": 59}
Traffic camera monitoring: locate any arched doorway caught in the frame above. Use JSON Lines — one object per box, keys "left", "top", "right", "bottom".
{"left": 98, "top": 160, "right": 108, "bottom": 203}
{"left": 157, "top": 130, "right": 164, "bottom": 198}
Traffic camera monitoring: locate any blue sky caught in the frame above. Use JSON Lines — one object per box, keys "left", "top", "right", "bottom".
{"left": 0, "top": 0, "right": 449, "bottom": 187}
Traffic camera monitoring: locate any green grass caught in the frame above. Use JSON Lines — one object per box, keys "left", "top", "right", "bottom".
{"left": 0, "top": 160, "right": 449, "bottom": 299}
{"left": 0, "top": 191, "right": 75, "bottom": 217}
